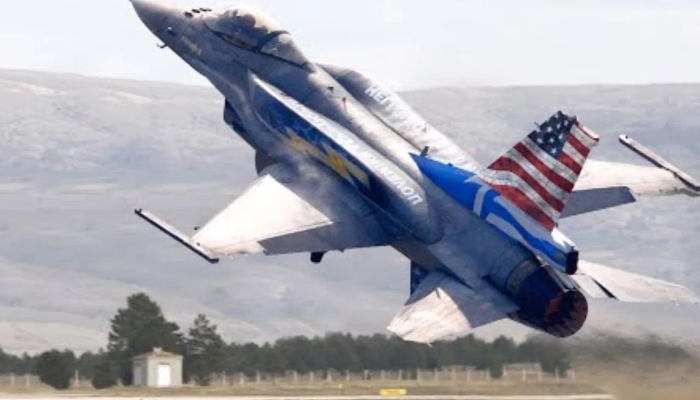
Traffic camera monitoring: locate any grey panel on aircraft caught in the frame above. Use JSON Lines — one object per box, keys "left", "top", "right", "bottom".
{"left": 191, "top": 162, "right": 391, "bottom": 256}
{"left": 387, "top": 270, "right": 518, "bottom": 343}
{"left": 561, "top": 186, "right": 637, "bottom": 218}
{"left": 573, "top": 260, "right": 700, "bottom": 304}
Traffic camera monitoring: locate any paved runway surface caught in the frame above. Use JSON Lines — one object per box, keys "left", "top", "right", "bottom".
{"left": 0, "top": 395, "right": 615, "bottom": 400}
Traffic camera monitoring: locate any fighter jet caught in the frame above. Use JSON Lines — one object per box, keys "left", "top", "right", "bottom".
{"left": 131, "top": 0, "right": 700, "bottom": 342}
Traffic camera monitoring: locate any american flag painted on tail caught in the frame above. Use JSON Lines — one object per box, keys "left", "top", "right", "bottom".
{"left": 480, "top": 111, "right": 599, "bottom": 231}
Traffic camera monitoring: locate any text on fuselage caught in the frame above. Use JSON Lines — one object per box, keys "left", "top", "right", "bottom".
{"left": 365, "top": 85, "right": 425, "bottom": 132}
{"left": 296, "top": 105, "right": 425, "bottom": 206}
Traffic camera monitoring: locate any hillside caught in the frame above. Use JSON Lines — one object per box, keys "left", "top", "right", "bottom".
{"left": 0, "top": 69, "right": 699, "bottom": 353}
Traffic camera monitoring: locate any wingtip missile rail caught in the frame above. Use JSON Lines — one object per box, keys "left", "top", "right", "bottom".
{"left": 134, "top": 208, "right": 220, "bottom": 264}
{"left": 619, "top": 134, "right": 700, "bottom": 195}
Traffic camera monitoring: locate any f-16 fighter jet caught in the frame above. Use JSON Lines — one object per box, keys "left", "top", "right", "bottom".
{"left": 131, "top": 1, "right": 700, "bottom": 342}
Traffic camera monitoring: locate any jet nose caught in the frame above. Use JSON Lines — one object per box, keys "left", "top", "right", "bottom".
{"left": 130, "top": 0, "right": 178, "bottom": 34}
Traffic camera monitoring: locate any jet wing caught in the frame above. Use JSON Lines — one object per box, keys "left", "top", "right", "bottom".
{"left": 136, "top": 162, "right": 391, "bottom": 262}
{"left": 563, "top": 135, "right": 700, "bottom": 218}
{"left": 387, "top": 270, "right": 518, "bottom": 343}
{"left": 571, "top": 260, "right": 700, "bottom": 304}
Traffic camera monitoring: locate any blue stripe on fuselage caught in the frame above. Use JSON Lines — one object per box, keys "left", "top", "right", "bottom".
{"left": 411, "top": 154, "right": 572, "bottom": 271}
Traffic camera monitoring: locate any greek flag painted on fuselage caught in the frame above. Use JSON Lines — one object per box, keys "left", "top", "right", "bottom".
{"left": 411, "top": 154, "right": 578, "bottom": 274}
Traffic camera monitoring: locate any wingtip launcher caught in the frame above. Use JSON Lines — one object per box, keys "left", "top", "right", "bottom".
{"left": 134, "top": 208, "right": 220, "bottom": 264}
{"left": 619, "top": 135, "right": 700, "bottom": 195}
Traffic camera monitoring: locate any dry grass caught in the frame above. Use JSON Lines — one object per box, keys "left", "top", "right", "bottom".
{"left": 6, "top": 362, "right": 699, "bottom": 399}
{"left": 0, "top": 379, "right": 603, "bottom": 397}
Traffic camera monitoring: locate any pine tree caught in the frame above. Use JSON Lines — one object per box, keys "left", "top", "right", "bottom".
{"left": 186, "top": 314, "right": 226, "bottom": 386}
{"left": 107, "top": 293, "right": 184, "bottom": 386}
{"left": 34, "top": 350, "right": 75, "bottom": 390}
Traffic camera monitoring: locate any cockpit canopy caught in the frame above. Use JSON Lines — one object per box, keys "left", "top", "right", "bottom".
{"left": 203, "top": 5, "right": 308, "bottom": 66}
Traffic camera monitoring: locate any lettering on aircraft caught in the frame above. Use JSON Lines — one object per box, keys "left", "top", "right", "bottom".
{"left": 365, "top": 85, "right": 425, "bottom": 132}
{"left": 364, "top": 84, "right": 464, "bottom": 166}
{"left": 361, "top": 151, "right": 423, "bottom": 206}
{"left": 293, "top": 107, "right": 425, "bottom": 207}
{"left": 282, "top": 120, "right": 424, "bottom": 207}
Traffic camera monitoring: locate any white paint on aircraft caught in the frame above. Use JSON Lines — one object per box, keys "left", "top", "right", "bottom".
{"left": 365, "top": 84, "right": 425, "bottom": 132}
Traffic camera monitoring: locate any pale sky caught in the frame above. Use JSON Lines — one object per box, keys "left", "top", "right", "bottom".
{"left": 3, "top": 0, "right": 700, "bottom": 90}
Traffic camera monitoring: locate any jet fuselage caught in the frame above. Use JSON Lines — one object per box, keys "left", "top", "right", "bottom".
{"left": 131, "top": 1, "right": 589, "bottom": 338}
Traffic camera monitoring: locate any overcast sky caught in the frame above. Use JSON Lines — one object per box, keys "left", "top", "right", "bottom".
{"left": 2, "top": 0, "right": 700, "bottom": 90}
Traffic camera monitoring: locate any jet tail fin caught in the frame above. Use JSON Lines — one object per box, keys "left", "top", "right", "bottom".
{"left": 411, "top": 154, "right": 579, "bottom": 274}
{"left": 479, "top": 111, "right": 600, "bottom": 231}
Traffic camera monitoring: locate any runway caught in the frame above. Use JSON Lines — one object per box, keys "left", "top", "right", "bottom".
{"left": 0, "top": 395, "right": 615, "bottom": 400}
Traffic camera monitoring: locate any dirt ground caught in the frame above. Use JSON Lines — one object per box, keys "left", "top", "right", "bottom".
{"left": 573, "top": 361, "right": 700, "bottom": 400}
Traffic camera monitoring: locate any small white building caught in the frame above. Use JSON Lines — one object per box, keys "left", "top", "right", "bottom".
{"left": 132, "top": 347, "right": 183, "bottom": 388}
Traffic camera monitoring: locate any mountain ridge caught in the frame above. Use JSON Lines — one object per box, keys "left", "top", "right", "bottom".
{"left": 1, "top": 68, "right": 699, "bottom": 354}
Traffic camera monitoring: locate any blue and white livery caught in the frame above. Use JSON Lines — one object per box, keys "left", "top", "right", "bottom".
{"left": 130, "top": 0, "right": 700, "bottom": 344}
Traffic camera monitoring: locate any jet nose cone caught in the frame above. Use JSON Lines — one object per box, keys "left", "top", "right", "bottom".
{"left": 130, "top": 0, "right": 177, "bottom": 34}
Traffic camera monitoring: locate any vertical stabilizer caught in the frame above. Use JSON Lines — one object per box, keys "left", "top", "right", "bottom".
{"left": 480, "top": 111, "right": 599, "bottom": 231}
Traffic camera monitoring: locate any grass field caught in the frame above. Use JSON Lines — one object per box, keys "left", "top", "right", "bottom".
{"left": 0, "top": 362, "right": 697, "bottom": 399}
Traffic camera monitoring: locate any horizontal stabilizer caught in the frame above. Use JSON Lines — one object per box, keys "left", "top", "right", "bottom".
{"left": 618, "top": 135, "right": 700, "bottom": 195}
{"left": 561, "top": 186, "right": 637, "bottom": 218}
{"left": 567, "top": 135, "right": 699, "bottom": 218}
{"left": 572, "top": 260, "right": 700, "bottom": 304}
{"left": 135, "top": 209, "right": 220, "bottom": 264}
{"left": 565, "top": 135, "right": 700, "bottom": 217}
{"left": 388, "top": 270, "right": 518, "bottom": 343}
